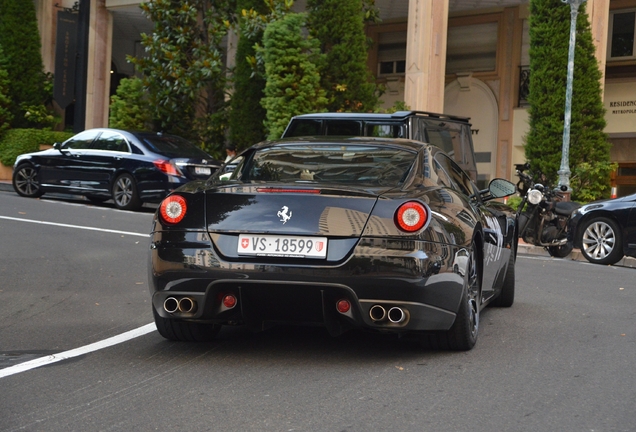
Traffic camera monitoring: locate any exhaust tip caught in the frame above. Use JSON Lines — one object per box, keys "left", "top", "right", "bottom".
{"left": 178, "top": 297, "right": 197, "bottom": 313}
{"left": 163, "top": 297, "right": 179, "bottom": 314}
{"left": 369, "top": 305, "right": 386, "bottom": 322}
{"left": 387, "top": 307, "right": 406, "bottom": 324}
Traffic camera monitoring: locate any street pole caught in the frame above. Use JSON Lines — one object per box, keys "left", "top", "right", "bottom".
{"left": 558, "top": 0, "right": 587, "bottom": 192}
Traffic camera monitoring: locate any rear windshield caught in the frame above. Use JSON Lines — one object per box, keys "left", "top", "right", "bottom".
{"left": 140, "top": 134, "right": 210, "bottom": 159}
{"left": 231, "top": 144, "right": 416, "bottom": 187}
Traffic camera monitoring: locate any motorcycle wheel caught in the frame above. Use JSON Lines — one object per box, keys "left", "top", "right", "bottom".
{"left": 547, "top": 242, "right": 573, "bottom": 258}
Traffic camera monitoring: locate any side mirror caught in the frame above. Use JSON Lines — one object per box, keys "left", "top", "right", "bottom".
{"left": 53, "top": 142, "right": 61, "bottom": 150}
{"left": 487, "top": 178, "right": 516, "bottom": 199}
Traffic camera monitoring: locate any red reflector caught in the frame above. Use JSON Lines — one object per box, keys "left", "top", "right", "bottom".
{"left": 153, "top": 159, "right": 181, "bottom": 176}
{"left": 336, "top": 299, "right": 351, "bottom": 314}
{"left": 222, "top": 294, "right": 237, "bottom": 309}
{"left": 160, "top": 195, "right": 187, "bottom": 224}
{"left": 256, "top": 188, "right": 320, "bottom": 194}
{"left": 395, "top": 201, "right": 428, "bottom": 232}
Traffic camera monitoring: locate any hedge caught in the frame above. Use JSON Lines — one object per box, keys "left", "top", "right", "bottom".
{"left": 0, "top": 128, "right": 73, "bottom": 167}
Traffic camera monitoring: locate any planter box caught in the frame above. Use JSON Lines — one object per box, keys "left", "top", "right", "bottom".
{"left": 0, "top": 162, "right": 11, "bottom": 181}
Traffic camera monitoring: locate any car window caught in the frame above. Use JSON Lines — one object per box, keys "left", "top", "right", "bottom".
{"left": 284, "top": 119, "right": 322, "bottom": 137}
{"left": 140, "top": 134, "right": 210, "bottom": 158}
{"left": 62, "top": 130, "right": 99, "bottom": 150}
{"left": 324, "top": 120, "right": 362, "bottom": 136}
{"left": 91, "top": 131, "right": 129, "bottom": 152}
{"left": 365, "top": 123, "right": 405, "bottom": 138}
{"left": 234, "top": 144, "right": 416, "bottom": 187}
{"left": 434, "top": 153, "right": 474, "bottom": 197}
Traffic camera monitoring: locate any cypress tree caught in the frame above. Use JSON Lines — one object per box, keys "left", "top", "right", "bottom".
{"left": 526, "top": 0, "right": 612, "bottom": 201}
{"left": 0, "top": 44, "right": 12, "bottom": 135}
{"left": 261, "top": 13, "right": 327, "bottom": 139}
{"left": 228, "top": 0, "right": 268, "bottom": 150}
{"left": 306, "top": 0, "right": 378, "bottom": 112}
{"left": 0, "top": 0, "right": 46, "bottom": 128}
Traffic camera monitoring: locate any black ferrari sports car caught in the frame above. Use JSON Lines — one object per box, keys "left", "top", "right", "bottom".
{"left": 12, "top": 128, "right": 222, "bottom": 210}
{"left": 149, "top": 136, "right": 518, "bottom": 350}
{"left": 568, "top": 193, "right": 636, "bottom": 265}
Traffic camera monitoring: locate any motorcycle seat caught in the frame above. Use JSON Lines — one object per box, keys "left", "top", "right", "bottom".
{"left": 555, "top": 201, "right": 581, "bottom": 216}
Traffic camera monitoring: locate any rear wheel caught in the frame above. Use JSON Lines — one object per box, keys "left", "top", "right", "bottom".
{"left": 153, "top": 308, "right": 221, "bottom": 342}
{"left": 547, "top": 242, "right": 573, "bottom": 258}
{"left": 421, "top": 242, "right": 480, "bottom": 351}
{"left": 579, "top": 217, "right": 623, "bottom": 265}
{"left": 112, "top": 173, "right": 141, "bottom": 210}
{"left": 492, "top": 248, "right": 515, "bottom": 307}
{"left": 13, "top": 164, "right": 43, "bottom": 198}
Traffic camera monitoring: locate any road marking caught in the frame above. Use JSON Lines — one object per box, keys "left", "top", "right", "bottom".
{"left": 0, "top": 323, "right": 157, "bottom": 379}
{"left": 0, "top": 215, "right": 149, "bottom": 237}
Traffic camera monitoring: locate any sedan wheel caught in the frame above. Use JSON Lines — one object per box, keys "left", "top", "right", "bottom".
{"left": 580, "top": 217, "right": 623, "bottom": 265}
{"left": 112, "top": 173, "right": 141, "bottom": 210}
{"left": 12, "top": 164, "right": 43, "bottom": 198}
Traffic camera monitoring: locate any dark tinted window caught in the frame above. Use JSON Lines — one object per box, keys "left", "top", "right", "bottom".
{"left": 62, "top": 130, "right": 98, "bottom": 150}
{"left": 284, "top": 119, "right": 322, "bottom": 137}
{"left": 366, "top": 123, "right": 405, "bottom": 138}
{"left": 434, "top": 153, "right": 474, "bottom": 197}
{"left": 325, "top": 120, "right": 362, "bottom": 136}
{"left": 140, "top": 134, "right": 210, "bottom": 158}
{"left": 92, "top": 131, "right": 129, "bottom": 152}
{"left": 233, "top": 144, "right": 416, "bottom": 187}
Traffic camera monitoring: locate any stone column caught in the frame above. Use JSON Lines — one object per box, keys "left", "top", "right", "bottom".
{"left": 585, "top": 0, "right": 609, "bottom": 94}
{"left": 404, "top": 0, "right": 449, "bottom": 113}
{"left": 85, "top": 0, "right": 113, "bottom": 128}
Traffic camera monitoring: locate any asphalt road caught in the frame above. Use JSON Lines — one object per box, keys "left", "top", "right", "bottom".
{"left": 0, "top": 190, "right": 635, "bottom": 432}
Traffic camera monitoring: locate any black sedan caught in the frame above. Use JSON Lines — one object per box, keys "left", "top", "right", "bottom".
{"left": 12, "top": 128, "right": 222, "bottom": 210}
{"left": 149, "top": 137, "right": 518, "bottom": 351}
{"left": 569, "top": 193, "right": 636, "bottom": 265}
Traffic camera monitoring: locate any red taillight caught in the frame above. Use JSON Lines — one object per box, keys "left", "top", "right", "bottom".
{"left": 160, "top": 195, "right": 187, "bottom": 224}
{"left": 222, "top": 294, "right": 237, "bottom": 309}
{"left": 153, "top": 159, "right": 181, "bottom": 176}
{"left": 336, "top": 299, "right": 351, "bottom": 314}
{"left": 395, "top": 201, "right": 428, "bottom": 232}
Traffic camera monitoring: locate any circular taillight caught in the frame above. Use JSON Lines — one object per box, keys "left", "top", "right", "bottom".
{"left": 395, "top": 201, "right": 428, "bottom": 232}
{"left": 222, "top": 294, "right": 237, "bottom": 309}
{"left": 160, "top": 195, "right": 187, "bottom": 224}
{"left": 336, "top": 299, "right": 351, "bottom": 314}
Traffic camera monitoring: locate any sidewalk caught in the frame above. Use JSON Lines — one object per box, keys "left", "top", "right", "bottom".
{"left": 2, "top": 179, "right": 634, "bottom": 268}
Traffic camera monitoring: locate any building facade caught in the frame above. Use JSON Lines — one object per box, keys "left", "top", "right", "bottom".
{"left": 33, "top": 0, "right": 636, "bottom": 195}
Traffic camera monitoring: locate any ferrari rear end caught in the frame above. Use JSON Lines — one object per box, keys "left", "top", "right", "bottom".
{"left": 149, "top": 138, "right": 472, "bottom": 343}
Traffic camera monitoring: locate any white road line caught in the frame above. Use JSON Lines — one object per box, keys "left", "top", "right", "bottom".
{"left": 0, "top": 323, "right": 157, "bottom": 379}
{"left": 0, "top": 215, "right": 149, "bottom": 237}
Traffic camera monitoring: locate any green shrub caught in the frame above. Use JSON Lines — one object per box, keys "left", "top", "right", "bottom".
{"left": 0, "top": 128, "right": 73, "bottom": 167}
{"left": 109, "top": 77, "right": 153, "bottom": 130}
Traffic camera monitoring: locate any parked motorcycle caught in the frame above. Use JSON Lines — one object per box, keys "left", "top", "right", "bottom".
{"left": 514, "top": 163, "right": 581, "bottom": 257}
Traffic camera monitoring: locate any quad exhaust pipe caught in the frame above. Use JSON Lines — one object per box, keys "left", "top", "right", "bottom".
{"left": 163, "top": 296, "right": 197, "bottom": 314}
{"left": 369, "top": 304, "right": 408, "bottom": 324}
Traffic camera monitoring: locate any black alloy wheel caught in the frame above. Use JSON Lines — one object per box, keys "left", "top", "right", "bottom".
{"left": 421, "top": 240, "right": 481, "bottom": 351}
{"left": 112, "top": 173, "right": 141, "bottom": 210}
{"left": 12, "top": 164, "right": 43, "bottom": 198}
{"left": 579, "top": 216, "right": 624, "bottom": 265}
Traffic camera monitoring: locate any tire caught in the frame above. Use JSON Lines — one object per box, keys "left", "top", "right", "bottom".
{"left": 579, "top": 216, "right": 623, "bottom": 265}
{"left": 421, "top": 242, "right": 481, "bottom": 351}
{"left": 547, "top": 242, "right": 573, "bottom": 258}
{"left": 153, "top": 308, "right": 221, "bottom": 342}
{"left": 492, "top": 249, "right": 515, "bottom": 307}
{"left": 12, "top": 163, "right": 44, "bottom": 198}
{"left": 112, "top": 173, "right": 141, "bottom": 210}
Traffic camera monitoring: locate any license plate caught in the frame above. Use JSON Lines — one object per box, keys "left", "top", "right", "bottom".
{"left": 195, "top": 166, "right": 211, "bottom": 175}
{"left": 238, "top": 234, "right": 328, "bottom": 259}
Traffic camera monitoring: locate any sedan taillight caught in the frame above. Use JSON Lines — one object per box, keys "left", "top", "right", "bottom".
{"left": 395, "top": 201, "right": 428, "bottom": 232}
{"left": 153, "top": 159, "right": 182, "bottom": 176}
{"left": 160, "top": 195, "right": 187, "bottom": 224}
